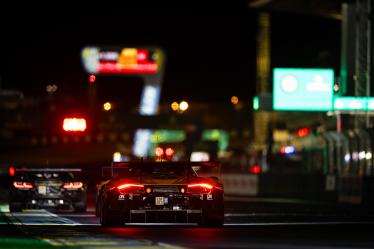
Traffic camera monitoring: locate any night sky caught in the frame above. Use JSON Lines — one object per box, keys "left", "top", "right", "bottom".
{"left": 0, "top": 5, "right": 340, "bottom": 104}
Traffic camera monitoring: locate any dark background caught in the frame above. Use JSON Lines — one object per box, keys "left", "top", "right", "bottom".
{"left": 0, "top": 5, "right": 341, "bottom": 104}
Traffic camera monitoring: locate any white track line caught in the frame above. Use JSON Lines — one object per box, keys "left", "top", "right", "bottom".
{"left": 225, "top": 221, "right": 374, "bottom": 226}
{"left": 59, "top": 214, "right": 96, "bottom": 218}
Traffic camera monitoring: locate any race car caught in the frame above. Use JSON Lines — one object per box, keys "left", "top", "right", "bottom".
{"left": 9, "top": 168, "right": 87, "bottom": 212}
{"left": 96, "top": 161, "right": 224, "bottom": 227}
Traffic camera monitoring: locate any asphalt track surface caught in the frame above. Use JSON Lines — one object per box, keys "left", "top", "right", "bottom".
{"left": 1, "top": 200, "right": 374, "bottom": 249}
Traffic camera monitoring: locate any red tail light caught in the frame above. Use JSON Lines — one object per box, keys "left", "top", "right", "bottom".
{"left": 116, "top": 183, "right": 144, "bottom": 194}
{"left": 154, "top": 147, "right": 164, "bottom": 157}
{"left": 13, "top": 181, "right": 33, "bottom": 189}
{"left": 250, "top": 164, "right": 261, "bottom": 174}
{"left": 117, "top": 183, "right": 144, "bottom": 190}
{"left": 9, "top": 166, "right": 15, "bottom": 177}
{"left": 187, "top": 183, "right": 213, "bottom": 194}
{"left": 165, "top": 147, "right": 175, "bottom": 158}
{"left": 63, "top": 182, "right": 84, "bottom": 189}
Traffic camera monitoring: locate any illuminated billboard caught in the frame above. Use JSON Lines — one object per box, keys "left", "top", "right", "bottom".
{"left": 81, "top": 47, "right": 162, "bottom": 75}
{"left": 273, "top": 68, "right": 334, "bottom": 111}
{"left": 334, "top": 97, "right": 374, "bottom": 111}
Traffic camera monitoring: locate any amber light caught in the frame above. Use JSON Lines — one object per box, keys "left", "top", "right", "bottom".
{"left": 13, "top": 182, "right": 33, "bottom": 189}
{"left": 63, "top": 182, "right": 84, "bottom": 189}
{"left": 63, "top": 118, "right": 87, "bottom": 132}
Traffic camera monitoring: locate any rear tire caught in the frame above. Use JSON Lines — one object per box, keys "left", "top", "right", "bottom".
{"left": 200, "top": 215, "right": 224, "bottom": 227}
{"left": 95, "top": 202, "right": 100, "bottom": 217}
{"left": 100, "top": 204, "right": 123, "bottom": 227}
{"left": 9, "top": 202, "right": 22, "bottom": 212}
{"left": 200, "top": 206, "right": 224, "bottom": 227}
{"left": 74, "top": 202, "right": 87, "bottom": 213}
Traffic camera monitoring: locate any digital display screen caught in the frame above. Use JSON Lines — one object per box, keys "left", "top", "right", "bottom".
{"left": 273, "top": 68, "right": 334, "bottom": 111}
{"left": 82, "top": 47, "right": 161, "bottom": 75}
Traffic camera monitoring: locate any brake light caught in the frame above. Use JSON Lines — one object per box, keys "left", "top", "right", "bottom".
{"left": 187, "top": 183, "right": 213, "bottom": 194}
{"left": 63, "top": 182, "right": 84, "bottom": 189}
{"left": 117, "top": 183, "right": 144, "bottom": 190}
{"left": 116, "top": 183, "right": 144, "bottom": 194}
{"left": 13, "top": 181, "right": 33, "bottom": 189}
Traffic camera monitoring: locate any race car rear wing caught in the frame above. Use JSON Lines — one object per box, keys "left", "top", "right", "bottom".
{"left": 101, "top": 161, "right": 221, "bottom": 180}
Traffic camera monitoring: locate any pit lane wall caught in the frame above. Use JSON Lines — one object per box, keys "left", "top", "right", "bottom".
{"left": 222, "top": 173, "right": 374, "bottom": 207}
{"left": 222, "top": 173, "right": 336, "bottom": 200}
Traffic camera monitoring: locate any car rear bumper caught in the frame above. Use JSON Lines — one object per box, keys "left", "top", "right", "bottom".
{"left": 10, "top": 190, "right": 86, "bottom": 209}
{"left": 25, "top": 198, "right": 72, "bottom": 209}
{"left": 129, "top": 209, "right": 202, "bottom": 223}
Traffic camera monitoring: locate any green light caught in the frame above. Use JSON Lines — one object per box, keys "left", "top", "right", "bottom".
{"left": 150, "top": 130, "right": 185, "bottom": 143}
{"left": 333, "top": 97, "right": 374, "bottom": 111}
{"left": 273, "top": 68, "right": 334, "bottom": 111}
{"left": 334, "top": 97, "right": 367, "bottom": 110}
{"left": 368, "top": 99, "right": 374, "bottom": 110}
{"left": 148, "top": 129, "right": 229, "bottom": 154}
{"left": 149, "top": 130, "right": 185, "bottom": 156}
{"left": 202, "top": 129, "right": 229, "bottom": 152}
{"left": 253, "top": 96, "right": 259, "bottom": 110}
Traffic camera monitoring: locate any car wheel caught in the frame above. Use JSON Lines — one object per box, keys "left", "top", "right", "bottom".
{"left": 200, "top": 207, "right": 224, "bottom": 227}
{"left": 95, "top": 202, "right": 100, "bottom": 217}
{"left": 200, "top": 215, "right": 224, "bottom": 227}
{"left": 9, "top": 202, "right": 22, "bottom": 212}
{"left": 100, "top": 204, "right": 123, "bottom": 227}
{"left": 74, "top": 202, "right": 87, "bottom": 213}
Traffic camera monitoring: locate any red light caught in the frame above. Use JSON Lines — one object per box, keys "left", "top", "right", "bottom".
{"left": 297, "top": 127, "right": 309, "bottom": 137}
{"left": 63, "top": 182, "right": 83, "bottom": 189}
{"left": 165, "top": 147, "right": 175, "bottom": 158}
{"left": 98, "top": 62, "right": 158, "bottom": 74}
{"left": 280, "top": 146, "right": 286, "bottom": 154}
{"left": 13, "top": 181, "right": 33, "bottom": 189}
{"left": 116, "top": 183, "right": 144, "bottom": 194}
{"left": 9, "top": 166, "right": 15, "bottom": 177}
{"left": 154, "top": 147, "right": 164, "bottom": 157}
{"left": 96, "top": 48, "right": 159, "bottom": 74}
{"left": 250, "top": 164, "right": 261, "bottom": 174}
{"left": 187, "top": 183, "right": 213, "bottom": 194}
{"left": 117, "top": 183, "right": 144, "bottom": 190}
{"left": 89, "top": 74, "right": 96, "bottom": 83}
{"left": 137, "top": 49, "right": 148, "bottom": 62}
{"left": 63, "top": 118, "right": 87, "bottom": 132}
{"left": 188, "top": 183, "right": 213, "bottom": 189}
